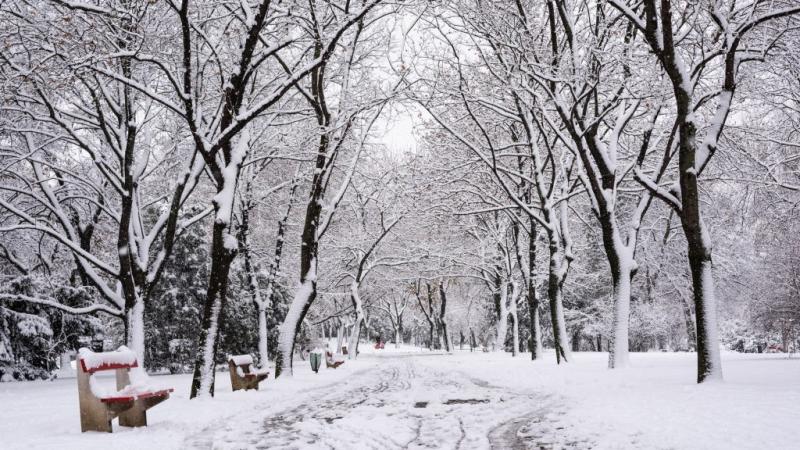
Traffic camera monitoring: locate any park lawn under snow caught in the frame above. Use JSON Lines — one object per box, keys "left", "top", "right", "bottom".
{"left": 0, "top": 348, "right": 797, "bottom": 449}
{"left": 440, "top": 350, "right": 800, "bottom": 449}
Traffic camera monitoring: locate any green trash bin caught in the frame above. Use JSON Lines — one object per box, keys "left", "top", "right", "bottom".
{"left": 310, "top": 351, "right": 322, "bottom": 373}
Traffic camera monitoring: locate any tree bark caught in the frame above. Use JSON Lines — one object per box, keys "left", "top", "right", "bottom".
{"left": 438, "top": 280, "right": 452, "bottom": 352}
{"left": 191, "top": 217, "right": 237, "bottom": 398}
{"left": 527, "top": 219, "right": 543, "bottom": 360}
{"left": 547, "top": 232, "right": 571, "bottom": 363}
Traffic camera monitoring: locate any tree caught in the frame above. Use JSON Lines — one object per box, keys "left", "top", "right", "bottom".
{"left": 0, "top": 1, "right": 207, "bottom": 364}
{"left": 610, "top": 0, "right": 800, "bottom": 382}
{"left": 274, "top": 4, "right": 402, "bottom": 375}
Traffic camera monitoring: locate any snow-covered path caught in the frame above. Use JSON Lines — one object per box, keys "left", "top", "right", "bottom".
{"left": 187, "top": 354, "right": 575, "bottom": 450}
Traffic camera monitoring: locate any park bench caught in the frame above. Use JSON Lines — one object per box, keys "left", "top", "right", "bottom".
{"left": 228, "top": 355, "right": 269, "bottom": 391}
{"left": 325, "top": 351, "right": 345, "bottom": 369}
{"left": 77, "top": 346, "right": 173, "bottom": 433}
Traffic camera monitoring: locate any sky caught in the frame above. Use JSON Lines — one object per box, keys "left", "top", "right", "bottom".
{"left": 377, "top": 106, "right": 418, "bottom": 154}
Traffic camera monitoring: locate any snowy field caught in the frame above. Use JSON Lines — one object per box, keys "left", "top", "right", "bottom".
{"left": 1, "top": 349, "right": 798, "bottom": 449}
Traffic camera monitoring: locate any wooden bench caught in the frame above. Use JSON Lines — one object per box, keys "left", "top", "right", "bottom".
{"left": 228, "top": 355, "right": 269, "bottom": 391}
{"left": 77, "top": 346, "right": 173, "bottom": 433}
{"left": 325, "top": 351, "right": 344, "bottom": 369}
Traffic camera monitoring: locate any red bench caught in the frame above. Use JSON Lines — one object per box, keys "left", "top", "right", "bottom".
{"left": 77, "top": 346, "right": 173, "bottom": 433}
{"left": 325, "top": 351, "right": 344, "bottom": 369}
{"left": 228, "top": 355, "right": 269, "bottom": 391}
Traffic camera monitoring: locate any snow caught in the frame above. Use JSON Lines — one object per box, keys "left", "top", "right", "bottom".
{"left": 436, "top": 351, "right": 800, "bottom": 449}
{"left": 609, "top": 244, "right": 634, "bottom": 369}
{"left": 222, "top": 233, "right": 238, "bottom": 251}
{"left": 212, "top": 129, "right": 249, "bottom": 225}
{"left": 700, "top": 260, "right": 723, "bottom": 381}
{"left": 87, "top": 369, "right": 167, "bottom": 400}
{"left": 78, "top": 346, "right": 137, "bottom": 372}
{"left": 278, "top": 260, "right": 317, "bottom": 374}
{"left": 0, "top": 356, "right": 371, "bottom": 449}
{"left": 197, "top": 294, "right": 224, "bottom": 397}
{"left": 127, "top": 301, "right": 146, "bottom": 366}
{"left": 3, "top": 350, "right": 798, "bottom": 449}
{"left": 228, "top": 354, "right": 254, "bottom": 366}
{"left": 251, "top": 367, "right": 270, "bottom": 377}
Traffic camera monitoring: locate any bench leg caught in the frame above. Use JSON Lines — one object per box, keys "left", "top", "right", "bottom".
{"left": 119, "top": 394, "right": 169, "bottom": 427}
{"left": 80, "top": 404, "right": 113, "bottom": 433}
{"left": 78, "top": 366, "right": 114, "bottom": 432}
{"left": 118, "top": 402, "right": 147, "bottom": 427}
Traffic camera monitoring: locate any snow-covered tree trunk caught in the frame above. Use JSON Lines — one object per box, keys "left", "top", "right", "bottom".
{"left": 277, "top": 264, "right": 317, "bottom": 376}
{"left": 527, "top": 222, "right": 543, "bottom": 360}
{"left": 125, "top": 299, "right": 145, "bottom": 363}
{"left": 508, "top": 283, "right": 520, "bottom": 357}
{"left": 606, "top": 233, "right": 635, "bottom": 369}
{"left": 438, "top": 280, "right": 452, "bottom": 352}
{"left": 190, "top": 133, "right": 248, "bottom": 398}
{"left": 240, "top": 169, "right": 298, "bottom": 368}
{"left": 547, "top": 231, "right": 572, "bottom": 363}
{"left": 414, "top": 281, "right": 438, "bottom": 351}
{"left": 689, "top": 244, "right": 722, "bottom": 380}
{"left": 348, "top": 282, "right": 365, "bottom": 360}
{"left": 608, "top": 259, "right": 633, "bottom": 368}
{"left": 336, "top": 322, "right": 346, "bottom": 355}
{"left": 394, "top": 327, "right": 401, "bottom": 349}
{"left": 495, "top": 283, "right": 509, "bottom": 352}
{"left": 258, "top": 306, "right": 269, "bottom": 366}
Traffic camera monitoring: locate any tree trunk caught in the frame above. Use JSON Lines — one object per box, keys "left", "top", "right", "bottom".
{"left": 336, "top": 322, "right": 345, "bottom": 354}
{"left": 276, "top": 274, "right": 316, "bottom": 377}
{"left": 495, "top": 283, "right": 509, "bottom": 352}
{"left": 547, "top": 234, "right": 571, "bottom": 363}
{"left": 470, "top": 329, "right": 477, "bottom": 351}
{"left": 125, "top": 299, "right": 145, "bottom": 364}
{"left": 686, "top": 232, "right": 722, "bottom": 382}
{"left": 348, "top": 319, "right": 362, "bottom": 360}
{"left": 191, "top": 219, "right": 236, "bottom": 398}
{"left": 438, "top": 281, "right": 452, "bottom": 352}
{"left": 258, "top": 306, "right": 268, "bottom": 366}
{"left": 348, "top": 284, "right": 365, "bottom": 360}
{"left": 677, "top": 91, "right": 722, "bottom": 382}
{"left": 275, "top": 72, "right": 331, "bottom": 376}
{"left": 678, "top": 290, "right": 697, "bottom": 350}
{"left": 527, "top": 219, "right": 543, "bottom": 360}
{"left": 608, "top": 254, "right": 634, "bottom": 369}
{"left": 510, "top": 308, "right": 519, "bottom": 357}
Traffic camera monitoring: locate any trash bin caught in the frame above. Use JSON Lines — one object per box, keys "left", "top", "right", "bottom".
{"left": 310, "top": 350, "right": 322, "bottom": 373}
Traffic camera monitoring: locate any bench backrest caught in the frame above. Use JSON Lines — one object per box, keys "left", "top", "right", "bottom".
{"left": 78, "top": 347, "right": 138, "bottom": 374}
{"left": 228, "top": 354, "right": 255, "bottom": 375}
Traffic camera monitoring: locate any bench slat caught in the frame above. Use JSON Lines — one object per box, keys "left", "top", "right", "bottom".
{"left": 80, "top": 359, "right": 139, "bottom": 374}
{"left": 99, "top": 388, "right": 174, "bottom": 404}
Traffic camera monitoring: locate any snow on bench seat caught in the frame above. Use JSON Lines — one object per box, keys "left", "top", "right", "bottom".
{"left": 78, "top": 346, "right": 138, "bottom": 374}
{"left": 86, "top": 360, "right": 173, "bottom": 401}
{"left": 99, "top": 389, "right": 174, "bottom": 404}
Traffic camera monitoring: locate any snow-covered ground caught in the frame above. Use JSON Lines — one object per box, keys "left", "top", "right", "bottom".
{"left": 1, "top": 348, "right": 797, "bottom": 449}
